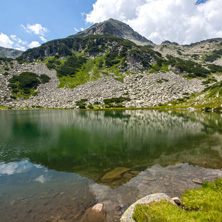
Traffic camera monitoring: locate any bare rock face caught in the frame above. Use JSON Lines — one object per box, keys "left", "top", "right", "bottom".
{"left": 0, "top": 46, "right": 22, "bottom": 59}
{"left": 120, "top": 193, "right": 176, "bottom": 222}
{"left": 71, "top": 18, "right": 152, "bottom": 46}
{"left": 81, "top": 203, "right": 106, "bottom": 222}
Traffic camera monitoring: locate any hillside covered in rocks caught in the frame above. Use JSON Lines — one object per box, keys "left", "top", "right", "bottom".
{"left": 0, "top": 19, "right": 222, "bottom": 109}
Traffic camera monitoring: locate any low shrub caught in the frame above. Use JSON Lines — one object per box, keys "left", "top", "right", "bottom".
{"left": 76, "top": 99, "right": 88, "bottom": 109}
{"left": 57, "top": 55, "right": 87, "bottom": 77}
{"left": 8, "top": 72, "right": 51, "bottom": 99}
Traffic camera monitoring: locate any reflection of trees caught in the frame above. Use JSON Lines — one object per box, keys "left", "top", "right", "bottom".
{"left": 0, "top": 110, "right": 222, "bottom": 181}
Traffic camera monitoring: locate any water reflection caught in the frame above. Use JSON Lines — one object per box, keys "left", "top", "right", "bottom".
{"left": 0, "top": 161, "right": 33, "bottom": 175}
{"left": 0, "top": 110, "right": 222, "bottom": 221}
{"left": 0, "top": 110, "right": 222, "bottom": 185}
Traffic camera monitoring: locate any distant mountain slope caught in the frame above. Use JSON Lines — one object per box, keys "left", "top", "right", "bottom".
{"left": 70, "top": 18, "right": 153, "bottom": 46}
{"left": 17, "top": 35, "right": 161, "bottom": 73}
{"left": 0, "top": 46, "right": 23, "bottom": 59}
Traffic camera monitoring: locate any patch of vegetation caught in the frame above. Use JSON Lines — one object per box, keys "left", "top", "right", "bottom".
{"left": 8, "top": 72, "right": 51, "bottom": 99}
{"left": 57, "top": 57, "right": 101, "bottom": 88}
{"left": 166, "top": 55, "right": 210, "bottom": 78}
{"left": 191, "top": 54, "right": 199, "bottom": 60}
{"left": 46, "top": 58, "right": 62, "bottom": 70}
{"left": 76, "top": 99, "right": 88, "bottom": 109}
{"left": 148, "top": 57, "right": 169, "bottom": 73}
{"left": 133, "top": 178, "right": 222, "bottom": 222}
{"left": 57, "top": 55, "right": 87, "bottom": 77}
{"left": 0, "top": 57, "right": 13, "bottom": 63}
{"left": 103, "top": 97, "right": 130, "bottom": 108}
{"left": 157, "top": 78, "right": 169, "bottom": 84}
{"left": 202, "top": 77, "right": 217, "bottom": 85}
{"left": 208, "top": 64, "right": 222, "bottom": 73}
{"left": 144, "top": 44, "right": 154, "bottom": 49}
{"left": 177, "top": 50, "right": 182, "bottom": 55}
{"left": 162, "top": 80, "right": 222, "bottom": 109}
{"left": 39, "top": 74, "right": 51, "bottom": 83}
{"left": 105, "top": 51, "right": 121, "bottom": 67}
{"left": 205, "top": 49, "right": 222, "bottom": 62}
{"left": 203, "top": 80, "right": 222, "bottom": 92}
{"left": 0, "top": 106, "right": 8, "bottom": 110}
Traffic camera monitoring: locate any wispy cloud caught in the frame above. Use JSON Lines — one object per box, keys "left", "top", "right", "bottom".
{"left": 21, "top": 23, "right": 48, "bottom": 36}
{"left": 40, "top": 36, "right": 47, "bottom": 42}
{"left": 74, "top": 27, "right": 79, "bottom": 32}
{"left": 74, "top": 27, "right": 84, "bottom": 33}
{"left": 21, "top": 23, "right": 48, "bottom": 43}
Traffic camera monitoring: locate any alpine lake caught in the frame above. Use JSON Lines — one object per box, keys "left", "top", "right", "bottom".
{"left": 0, "top": 109, "right": 222, "bottom": 222}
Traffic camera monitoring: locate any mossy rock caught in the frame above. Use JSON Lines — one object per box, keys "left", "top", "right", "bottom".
{"left": 121, "top": 193, "right": 175, "bottom": 222}
{"left": 132, "top": 178, "right": 222, "bottom": 222}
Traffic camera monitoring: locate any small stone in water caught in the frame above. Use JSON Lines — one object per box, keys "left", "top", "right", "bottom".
{"left": 92, "top": 203, "right": 104, "bottom": 212}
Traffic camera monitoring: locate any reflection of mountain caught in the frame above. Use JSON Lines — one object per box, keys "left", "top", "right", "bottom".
{"left": 0, "top": 110, "right": 222, "bottom": 186}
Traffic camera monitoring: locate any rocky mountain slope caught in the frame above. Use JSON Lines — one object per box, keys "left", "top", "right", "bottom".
{"left": 0, "top": 46, "right": 23, "bottom": 59}
{"left": 70, "top": 18, "right": 152, "bottom": 46}
{"left": 154, "top": 38, "right": 222, "bottom": 65}
{"left": 0, "top": 19, "right": 222, "bottom": 109}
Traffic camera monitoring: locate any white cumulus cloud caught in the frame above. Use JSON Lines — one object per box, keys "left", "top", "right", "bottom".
{"left": 86, "top": 0, "right": 222, "bottom": 44}
{"left": 29, "top": 41, "right": 40, "bottom": 48}
{"left": 21, "top": 23, "right": 48, "bottom": 36}
{"left": 0, "top": 33, "right": 13, "bottom": 48}
{"left": 0, "top": 33, "right": 27, "bottom": 50}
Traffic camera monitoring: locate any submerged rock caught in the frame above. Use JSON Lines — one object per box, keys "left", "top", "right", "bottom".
{"left": 101, "top": 167, "right": 129, "bottom": 183}
{"left": 92, "top": 203, "right": 104, "bottom": 212}
{"left": 81, "top": 203, "right": 106, "bottom": 222}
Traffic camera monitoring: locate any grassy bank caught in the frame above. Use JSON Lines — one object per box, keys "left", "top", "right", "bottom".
{"left": 1, "top": 105, "right": 222, "bottom": 112}
{"left": 133, "top": 178, "right": 222, "bottom": 222}
{"left": 0, "top": 106, "right": 9, "bottom": 110}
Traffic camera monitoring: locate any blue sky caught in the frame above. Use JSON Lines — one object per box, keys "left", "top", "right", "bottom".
{"left": 0, "top": 0, "right": 221, "bottom": 49}
{"left": 0, "top": 0, "right": 95, "bottom": 50}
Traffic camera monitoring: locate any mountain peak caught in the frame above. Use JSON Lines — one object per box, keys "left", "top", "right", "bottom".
{"left": 71, "top": 18, "right": 153, "bottom": 46}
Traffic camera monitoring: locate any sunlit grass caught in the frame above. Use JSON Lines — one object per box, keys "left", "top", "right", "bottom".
{"left": 133, "top": 178, "right": 222, "bottom": 222}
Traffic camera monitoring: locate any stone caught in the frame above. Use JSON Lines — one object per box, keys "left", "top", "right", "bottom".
{"left": 0, "top": 60, "right": 206, "bottom": 109}
{"left": 81, "top": 203, "right": 106, "bottom": 222}
{"left": 187, "top": 107, "right": 196, "bottom": 111}
{"left": 92, "top": 203, "right": 104, "bottom": 212}
{"left": 192, "top": 179, "right": 203, "bottom": 185}
{"left": 120, "top": 193, "right": 176, "bottom": 222}
{"left": 172, "top": 197, "right": 181, "bottom": 205}
{"left": 101, "top": 167, "right": 129, "bottom": 183}
{"left": 137, "top": 183, "right": 149, "bottom": 192}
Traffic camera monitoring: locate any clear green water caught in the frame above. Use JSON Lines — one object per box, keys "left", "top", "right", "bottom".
{"left": 0, "top": 110, "right": 222, "bottom": 221}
